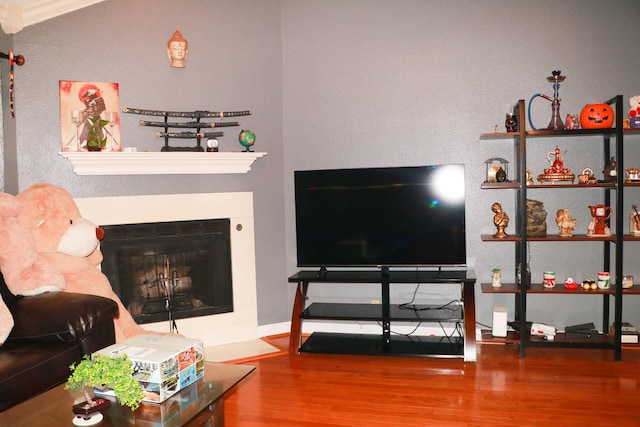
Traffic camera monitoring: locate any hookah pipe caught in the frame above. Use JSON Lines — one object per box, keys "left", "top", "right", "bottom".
{"left": 528, "top": 70, "right": 565, "bottom": 131}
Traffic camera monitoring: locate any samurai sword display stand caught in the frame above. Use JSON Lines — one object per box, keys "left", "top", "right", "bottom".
{"left": 123, "top": 107, "right": 251, "bottom": 151}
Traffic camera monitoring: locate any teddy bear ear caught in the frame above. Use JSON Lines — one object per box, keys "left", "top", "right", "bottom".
{"left": 15, "top": 183, "right": 56, "bottom": 230}
{"left": 0, "top": 216, "right": 66, "bottom": 296}
{"left": 0, "top": 193, "right": 21, "bottom": 218}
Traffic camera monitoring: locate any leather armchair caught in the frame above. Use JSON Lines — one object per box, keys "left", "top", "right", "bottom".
{"left": 0, "top": 274, "right": 118, "bottom": 412}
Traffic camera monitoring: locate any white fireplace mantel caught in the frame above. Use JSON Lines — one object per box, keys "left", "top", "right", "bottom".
{"left": 59, "top": 151, "right": 267, "bottom": 175}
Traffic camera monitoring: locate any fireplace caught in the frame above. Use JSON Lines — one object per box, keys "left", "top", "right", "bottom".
{"left": 74, "top": 192, "right": 258, "bottom": 348}
{"left": 100, "top": 219, "right": 233, "bottom": 325}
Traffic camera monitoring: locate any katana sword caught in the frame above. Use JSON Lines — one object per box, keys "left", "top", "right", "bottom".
{"left": 140, "top": 120, "right": 240, "bottom": 128}
{"left": 123, "top": 107, "right": 251, "bottom": 118}
{"left": 155, "top": 131, "right": 224, "bottom": 139}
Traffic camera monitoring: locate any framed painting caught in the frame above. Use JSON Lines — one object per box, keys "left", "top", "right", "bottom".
{"left": 59, "top": 81, "right": 121, "bottom": 152}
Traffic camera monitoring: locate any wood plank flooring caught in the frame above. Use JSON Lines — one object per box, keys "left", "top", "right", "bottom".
{"left": 223, "top": 337, "right": 640, "bottom": 426}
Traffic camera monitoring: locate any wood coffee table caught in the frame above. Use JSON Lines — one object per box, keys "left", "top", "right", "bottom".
{"left": 0, "top": 361, "right": 254, "bottom": 426}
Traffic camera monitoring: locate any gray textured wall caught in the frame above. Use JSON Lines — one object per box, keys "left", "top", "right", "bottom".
{"left": 5, "top": 0, "right": 640, "bottom": 332}
{"left": 9, "top": 0, "right": 288, "bottom": 326}
{"left": 281, "top": 0, "right": 640, "bottom": 331}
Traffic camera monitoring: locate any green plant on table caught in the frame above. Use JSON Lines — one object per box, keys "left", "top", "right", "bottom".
{"left": 66, "top": 353, "right": 144, "bottom": 411}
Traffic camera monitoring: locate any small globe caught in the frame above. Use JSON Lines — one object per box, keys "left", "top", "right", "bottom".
{"left": 238, "top": 129, "right": 256, "bottom": 152}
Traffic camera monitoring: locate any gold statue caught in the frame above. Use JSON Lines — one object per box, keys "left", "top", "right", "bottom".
{"left": 556, "top": 208, "right": 576, "bottom": 237}
{"left": 492, "top": 202, "right": 509, "bottom": 238}
{"left": 167, "top": 30, "right": 188, "bottom": 68}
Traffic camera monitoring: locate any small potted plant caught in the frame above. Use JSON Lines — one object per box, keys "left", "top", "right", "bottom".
{"left": 86, "top": 115, "right": 109, "bottom": 151}
{"left": 66, "top": 353, "right": 144, "bottom": 425}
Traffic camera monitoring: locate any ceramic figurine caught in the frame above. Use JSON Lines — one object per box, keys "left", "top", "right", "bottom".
{"left": 588, "top": 205, "right": 612, "bottom": 236}
{"left": 626, "top": 168, "right": 640, "bottom": 182}
{"left": 603, "top": 157, "right": 617, "bottom": 182}
{"left": 555, "top": 208, "right": 576, "bottom": 237}
{"left": 491, "top": 268, "right": 501, "bottom": 287}
{"left": 578, "top": 167, "right": 597, "bottom": 184}
{"left": 491, "top": 202, "right": 509, "bottom": 238}
{"left": 631, "top": 205, "right": 640, "bottom": 236}
{"left": 526, "top": 169, "right": 534, "bottom": 186}
{"left": 167, "top": 30, "right": 188, "bottom": 68}
{"left": 505, "top": 113, "right": 518, "bottom": 132}
{"left": 629, "top": 94, "right": 640, "bottom": 129}
{"left": 546, "top": 146, "right": 569, "bottom": 174}
{"left": 543, "top": 271, "right": 556, "bottom": 288}
{"left": 565, "top": 114, "right": 579, "bottom": 130}
{"left": 537, "top": 145, "right": 575, "bottom": 183}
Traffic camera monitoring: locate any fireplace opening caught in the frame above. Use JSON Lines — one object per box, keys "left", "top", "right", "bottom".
{"left": 100, "top": 219, "right": 233, "bottom": 324}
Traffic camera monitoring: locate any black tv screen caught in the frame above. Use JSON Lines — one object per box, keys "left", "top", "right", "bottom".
{"left": 294, "top": 164, "right": 466, "bottom": 268}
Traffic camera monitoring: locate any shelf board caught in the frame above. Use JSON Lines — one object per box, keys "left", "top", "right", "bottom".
{"left": 481, "top": 283, "right": 640, "bottom": 295}
{"left": 479, "top": 131, "right": 520, "bottom": 140}
{"left": 481, "top": 182, "right": 617, "bottom": 189}
{"left": 299, "top": 332, "right": 465, "bottom": 358}
{"left": 528, "top": 182, "right": 616, "bottom": 189}
{"left": 480, "top": 329, "right": 615, "bottom": 348}
{"left": 481, "top": 234, "right": 520, "bottom": 242}
{"left": 527, "top": 128, "right": 619, "bottom": 138}
{"left": 528, "top": 234, "right": 617, "bottom": 241}
{"left": 481, "top": 234, "right": 616, "bottom": 242}
{"left": 301, "top": 302, "right": 462, "bottom": 322}
{"left": 480, "top": 182, "right": 521, "bottom": 189}
{"left": 480, "top": 128, "right": 624, "bottom": 140}
{"left": 482, "top": 282, "right": 613, "bottom": 294}
{"left": 58, "top": 151, "right": 267, "bottom": 175}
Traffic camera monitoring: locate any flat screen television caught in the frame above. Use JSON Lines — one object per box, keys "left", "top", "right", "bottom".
{"left": 294, "top": 164, "right": 466, "bottom": 269}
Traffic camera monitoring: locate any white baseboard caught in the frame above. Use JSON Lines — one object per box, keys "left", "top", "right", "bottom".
{"left": 257, "top": 322, "right": 291, "bottom": 337}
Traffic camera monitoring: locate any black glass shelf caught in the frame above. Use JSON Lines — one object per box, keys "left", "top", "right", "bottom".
{"left": 300, "top": 332, "right": 464, "bottom": 358}
{"left": 301, "top": 302, "right": 462, "bottom": 322}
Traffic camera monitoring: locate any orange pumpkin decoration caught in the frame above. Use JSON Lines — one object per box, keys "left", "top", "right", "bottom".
{"left": 579, "top": 103, "right": 614, "bottom": 129}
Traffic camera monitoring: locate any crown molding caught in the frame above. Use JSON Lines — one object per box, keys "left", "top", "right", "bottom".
{"left": 1, "top": 0, "right": 106, "bottom": 34}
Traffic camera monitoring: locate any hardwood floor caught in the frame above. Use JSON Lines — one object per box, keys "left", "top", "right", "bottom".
{"left": 223, "top": 336, "right": 640, "bottom": 426}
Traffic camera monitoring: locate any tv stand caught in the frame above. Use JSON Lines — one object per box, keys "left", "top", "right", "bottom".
{"left": 288, "top": 269, "right": 477, "bottom": 362}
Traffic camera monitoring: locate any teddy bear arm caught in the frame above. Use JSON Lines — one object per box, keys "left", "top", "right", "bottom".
{"left": 0, "top": 296, "right": 14, "bottom": 344}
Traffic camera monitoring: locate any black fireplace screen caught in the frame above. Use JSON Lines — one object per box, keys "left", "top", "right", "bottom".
{"left": 100, "top": 219, "right": 233, "bottom": 324}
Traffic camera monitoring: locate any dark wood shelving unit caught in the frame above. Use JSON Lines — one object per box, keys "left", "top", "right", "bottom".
{"left": 479, "top": 95, "right": 636, "bottom": 360}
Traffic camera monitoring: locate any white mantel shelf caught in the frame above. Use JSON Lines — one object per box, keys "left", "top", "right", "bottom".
{"left": 59, "top": 151, "right": 267, "bottom": 175}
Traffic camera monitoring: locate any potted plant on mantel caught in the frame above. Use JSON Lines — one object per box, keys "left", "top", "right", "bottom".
{"left": 65, "top": 353, "right": 144, "bottom": 426}
{"left": 86, "top": 115, "right": 109, "bottom": 151}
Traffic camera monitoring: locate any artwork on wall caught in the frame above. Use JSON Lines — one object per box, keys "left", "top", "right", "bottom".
{"left": 59, "top": 81, "right": 121, "bottom": 152}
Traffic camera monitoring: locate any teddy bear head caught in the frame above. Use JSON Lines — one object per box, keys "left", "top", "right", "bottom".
{"left": 16, "top": 183, "right": 104, "bottom": 257}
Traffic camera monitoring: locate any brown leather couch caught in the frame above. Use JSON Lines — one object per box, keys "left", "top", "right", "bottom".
{"left": 0, "top": 273, "right": 118, "bottom": 412}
